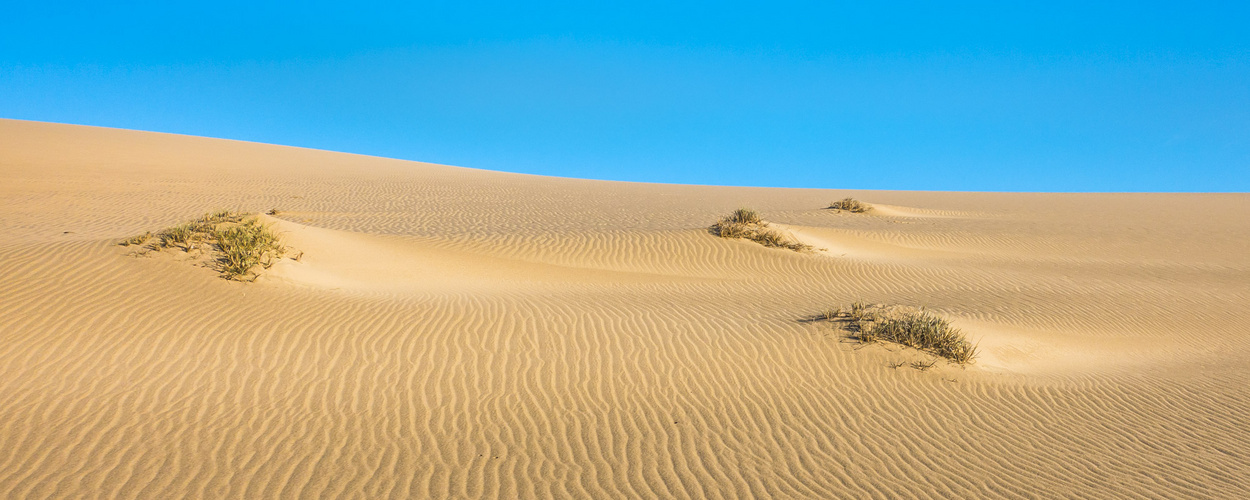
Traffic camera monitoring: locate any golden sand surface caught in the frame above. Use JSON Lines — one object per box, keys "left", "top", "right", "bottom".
{"left": 2, "top": 118, "right": 1247, "bottom": 498}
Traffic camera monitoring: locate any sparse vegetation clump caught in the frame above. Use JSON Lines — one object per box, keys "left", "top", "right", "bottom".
{"left": 121, "top": 210, "right": 286, "bottom": 281}
{"left": 821, "top": 302, "right": 978, "bottom": 364}
{"left": 828, "top": 197, "right": 871, "bottom": 213}
{"left": 726, "top": 208, "right": 762, "bottom": 225}
{"left": 119, "top": 232, "right": 151, "bottom": 246}
{"left": 214, "top": 218, "right": 286, "bottom": 279}
{"left": 709, "top": 208, "right": 811, "bottom": 252}
{"left": 158, "top": 223, "right": 198, "bottom": 249}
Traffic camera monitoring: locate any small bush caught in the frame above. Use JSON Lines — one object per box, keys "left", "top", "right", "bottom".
{"left": 214, "top": 217, "right": 285, "bottom": 280}
{"left": 829, "top": 198, "right": 871, "bottom": 213}
{"left": 710, "top": 219, "right": 752, "bottom": 239}
{"left": 709, "top": 208, "right": 812, "bottom": 252}
{"left": 752, "top": 229, "right": 787, "bottom": 247}
{"left": 159, "top": 223, "right": 198, "bottom": 249}
{"left": 822, "top": 303, "right": 978, "bottom": 364}
{"left": 727, "top": 208, "right": 762, "bottom": 224}
{"left": 132, "top": 210, "right": 287, "bottom": 281}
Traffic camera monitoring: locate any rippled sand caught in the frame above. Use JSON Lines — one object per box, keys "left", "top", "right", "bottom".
{"left": 2, "top": 119, "right": 1247, "bottom": 498}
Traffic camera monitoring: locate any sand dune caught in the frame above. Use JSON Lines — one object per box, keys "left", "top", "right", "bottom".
{"left": 1, "top": 118, "right": 1248, "bottom": 498}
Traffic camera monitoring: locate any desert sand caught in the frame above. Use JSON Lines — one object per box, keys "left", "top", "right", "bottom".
{"left": 1, "top": 118, "right": 1247, "bottom": 498}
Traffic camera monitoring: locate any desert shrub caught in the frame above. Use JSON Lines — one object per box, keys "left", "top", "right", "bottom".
{"left": 829, "top": 198, "right": 871, "bottom": 213}
{"left": 133, "top": 210, "right": 286, "bottom": 280}
{"left": 214, "top": 217, "right": 285, "bottom": 279}
{"left": 150, "top": 210, "right": 243, "bottom": 249}
{"left": 159, "top": 223, "right": 198, "bottom": 249}
{"left": 709, "top": 208, "right": 811, "bottom": 252}
{"left": 196, "top": 210, "right": 244, "bottom": 231}
{"left": 872, "top": 312, "right": 977, "bottom": 363}
{"left": 727, "top": 208, "right": 762, "bottom": 224}
{"left": 752, "top": 229, "right": 786, "bottom": 247}
{"left": 710, "top": 219, "right": 752, "bottom": 239}
{"left": 823, "top": 303, "right": 978, "bottom": 364}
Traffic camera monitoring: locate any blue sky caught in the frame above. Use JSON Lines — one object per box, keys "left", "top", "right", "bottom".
{"left": 2, "top": 1, "right": 1248, "bottom": 191}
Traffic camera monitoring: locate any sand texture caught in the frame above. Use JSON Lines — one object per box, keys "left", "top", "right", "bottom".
{"left": 2, "top": 119, "right": 1248, "bottom": 498}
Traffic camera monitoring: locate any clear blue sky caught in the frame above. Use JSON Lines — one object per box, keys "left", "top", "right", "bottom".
{"left": 2, "top": 1, "right": 1248, "bottom": 191}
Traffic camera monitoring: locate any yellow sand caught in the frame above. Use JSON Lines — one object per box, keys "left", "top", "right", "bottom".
{"left": 1, "top": 118, "right": 1247, "bottom": 498}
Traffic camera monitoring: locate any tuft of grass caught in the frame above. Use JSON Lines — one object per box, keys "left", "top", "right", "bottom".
{"left": 135, "top": 210, "right": 287, "bottom": 280}
{"left": 821, "top": 303, "right": 978, "bottom": 364}
{"left": 828, "top": 197, "right": 871, "bottom": 213}
{"left": 159, "top": 223, "right": 198, "bottom": 249}
{"left": 751, "top": 229, "right": 790, "bottom": 248}
{"left": 709, "top": 208, "right": 812, "bottom": 252}
{"left": 727, "top": 208, "right": 762, "bottom": 224}
{"left": 712, "top": 221, "right": 751, "bottom": 239}
{"left": 207, "top": 209, "right": 235, "bottom": 222}
{"left": 119, "top": 232, "right": 151, "bottom": 246}
{"left": 214, "top": 217, "right": 285, "bottom": 280}
{"left": 152, "top": 211, "right": 243, "bottom": 250}
{"left": 820, "top": 307, "right": 842, "bottom": 321}
{"left": 849, "top": 301, "right": 866, "bottom": 320}
{"left": 872, "top": 312, "right": 977, "bottom": 364}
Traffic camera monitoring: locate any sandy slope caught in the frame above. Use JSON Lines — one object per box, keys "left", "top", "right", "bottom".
{"left": 1, "top": 118, "right": 1247, "bottom": 499}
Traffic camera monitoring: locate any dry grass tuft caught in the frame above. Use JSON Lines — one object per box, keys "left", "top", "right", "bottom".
{"left": 727, "top": 208, "right": 762, "bottom": 224}
{"left": 129, "top": 210, "right": 286, "bottom": 280}
{"left": 709, "top": 208, "right": 812, "bottom": 252}
{"left": 158, "top": 223, "right": 198, "bottom": 249}
{"left": 820, "top": 307, "right": 842, "bottom": 321}
{"left": 214, "top": 218, "right": 285, "bottom": 279}
{"left": 828, "top": 197, "right": 872, "bottom": 213}
{"left": 119, "top": 232, "right": 151, "bottom": 246}
{"left": 206, "top": 209, "right": 235, "bottom": 222}
{"left": 821, "top": 302, "right": 978, "bottom": 364}
{"left": 151, "top": 211, "right": 247, "bottom": 251}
